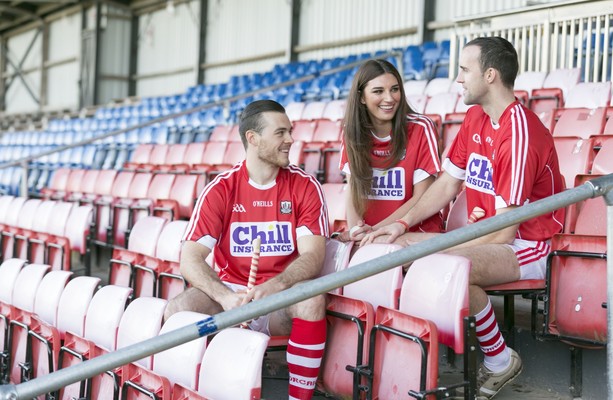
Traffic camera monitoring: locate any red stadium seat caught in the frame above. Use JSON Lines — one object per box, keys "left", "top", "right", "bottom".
{"left": 208, "top": 125, "right": 232, "bottom": 142}
{"left": 156, "top": 220, "right": 188, "bottom": 300}
{"left": 552, "top": 107, "right": 606, "bottom": 139}
{"left": 553, "top": 137, "right": 596, "bottom": 188}
{"left": 591, "top": 136, "right": 613, "bottom": 174}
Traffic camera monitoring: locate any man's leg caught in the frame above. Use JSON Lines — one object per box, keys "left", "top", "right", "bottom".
{"left": 270, "top": 294, "right": 327, "bottom": 400}
{"left": 446, "top": 245, "right": 523, "bottom": 399}
{"left": 163, "top": 287, "right": 224, "bottom": 321}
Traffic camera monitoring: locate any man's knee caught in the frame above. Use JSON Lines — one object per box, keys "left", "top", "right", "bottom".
{"left": 290, "top": 293, "right": 327, "bottom": 321}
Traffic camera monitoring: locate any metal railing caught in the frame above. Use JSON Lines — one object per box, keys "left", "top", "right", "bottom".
{"left": 0, "top": 173, "right": 611, "bottom": 400}
{"left": 0, "top": 50, "right": 404, "bottom": 198}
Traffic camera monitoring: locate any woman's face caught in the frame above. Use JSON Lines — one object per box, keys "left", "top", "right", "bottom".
{"left": 360, "top": 72, "right": 401, "bottom": 129}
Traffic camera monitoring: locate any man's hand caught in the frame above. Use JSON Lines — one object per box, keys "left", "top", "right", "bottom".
{"left": 360, "top": 221, "right": 406, "bottom": 246}
{"left": 219, "top": 291, "right": 246, "bottom": 311}
{"left": 349, "top": 220, "right": 372, "bottom": 242}
{"left": 240, "top": 280, "right": 284, "bottom": 305}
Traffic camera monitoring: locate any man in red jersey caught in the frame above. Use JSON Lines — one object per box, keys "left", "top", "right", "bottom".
{"left": 165, "top": 100, "right": 329, "bottom": 400}
{"left": 363, "top": 37, "right": 565, "bottom": 399}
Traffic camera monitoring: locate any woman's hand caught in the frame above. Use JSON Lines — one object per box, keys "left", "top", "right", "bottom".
{"left": 360, "top": 221, "right": 406, "bottom": 246}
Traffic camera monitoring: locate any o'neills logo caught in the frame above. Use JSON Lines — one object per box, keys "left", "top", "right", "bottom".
{"left": 466, "top": 153, "right": 495, "bottom": 195}
{"left": 368, "top": 167, "right": 405, "bottom": 200}
{"left": 230, "top": 221, "right": 294, "bottom": 256}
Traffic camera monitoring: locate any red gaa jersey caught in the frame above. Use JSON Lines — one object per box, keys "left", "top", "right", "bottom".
{"left": 183, "top": 162, "right": 329, "bottom": 286}
{"left": 340, "top": 114, "right": 442, "bottom": 232}
{"left": 443, "top": 101, "right": 564, "bottom": 241}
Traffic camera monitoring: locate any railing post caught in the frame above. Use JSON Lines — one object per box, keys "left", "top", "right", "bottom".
{"left": 19, "top": 161, "right": 28, "bottom": 199}
{"left": 604, "top": 188, "right": 613, "bottom": 400}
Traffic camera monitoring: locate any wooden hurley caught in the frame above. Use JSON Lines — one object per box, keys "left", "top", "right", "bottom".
{"left": 240, "top": 237, "right": 261, "bottom": 328}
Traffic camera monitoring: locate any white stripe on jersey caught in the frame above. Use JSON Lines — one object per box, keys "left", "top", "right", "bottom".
{"left": 510, "top": 105, "right": 529, "bottom": 205}
{"left": 183, "top": 162, "right": 243, "bottom": 241}
{"left": 286, "top": 164, "right": 330, "bottom": 237}
{"left": 408, "top": 113, "right": 441, "bottom": 171}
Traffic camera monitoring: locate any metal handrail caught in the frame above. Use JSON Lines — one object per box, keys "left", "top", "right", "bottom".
{"left": 1, "top": 174, "right": 611, "bottom": 400}
{"left": 0, "top": 50, "right": 404, "bottom": 196}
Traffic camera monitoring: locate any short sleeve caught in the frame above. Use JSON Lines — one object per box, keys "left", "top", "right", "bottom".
{"left": 410, "top": 115, "right": 441, "bottom": 183}
{"left": 182, "top": 183, "right": 227, "bottom": 249}
{"left": 442, "top": 113, "right": 469, "bottom": 180}
{"left": 296, "top": 178, "right": 330, "bottom": 238}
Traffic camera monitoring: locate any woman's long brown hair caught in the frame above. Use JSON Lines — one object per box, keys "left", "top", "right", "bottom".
{"left": 343, "top": 59, "right": 414, "bottom": 217}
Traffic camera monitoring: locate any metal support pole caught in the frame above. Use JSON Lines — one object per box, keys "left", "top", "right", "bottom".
{"left": 0, "top": 170, "right": 611, "bottom": 400}
{"left": 19, "top": 161, "right": 28, "bottom": 198}
{"left": 604, "top": 186, "right": 613, "bottom": 400}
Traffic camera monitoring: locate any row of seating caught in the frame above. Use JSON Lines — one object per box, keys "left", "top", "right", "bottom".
{"left": 0, "top": 196, "right": 92, "bottom": 272}
{"left": 0, "top": 259, "right": 270, "bottom": 399}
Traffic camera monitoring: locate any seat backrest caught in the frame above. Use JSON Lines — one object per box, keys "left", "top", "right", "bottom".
{"left": 46, "top": 201, "right": 75, "bottom": 236}
{"left": 285, "top": 102, "right": 306, "bottom": 122}
{"left": 343, "top": 243, "right": 404, "bottom": 310}
{"left": 322, "top": 99, "right": 347, "bottom": 121}
{"left": 128, "top": 215, "right": 168, "bottom": 257}
{"left": 31, "top": 200, "right": 57, "bottom": 232}
{"left": 184, "top": 142, "right": 207, "bottom": 165}
{"left": 424, "top": 92, "right": 458, "bottom": 120}
{"left": 564, "top": 82, "right": 611, "bottom": 108}
{"left": 552, "top": 107, "right": 605, "bottom": 139}
{"left": 64, "top": 205, "right": 94, "bottom": 253}
{"left": 553, "top": 137, "right": 595, "bottom": 188}
{"left": 5, "top": 197, "right": 27, "bottom": 226}
{"left": 156, "top": 220, "right": 188, "bottom": 262}
{"left": 301, "top": 101, "right": 327, "bottom": 121}
{"left": 424, "top": 77, "right": 452, "bottom": 96}
{"left": 117, "top": 297, "right": 168, "bottom": 368}
{"left": 0, "top": 195, "right": 15, "bottom": 223}
{"left": 542, "top": 68, "right": 581, "bottom": 102}
{"left": 318, "top": 239, "right": 353, "bottom": 295}
{"left": 12, "top": 263, "right": 50, "bottom": 313}
{"left": 322, "top": 183, "right": 347, "bottom": 231}
{"left": 400, "top": 253, "right": 470, "bottom": 353}
{"left": 591, "top": 138, "right": 613, "bottom": 174}
{"left": 153, "top": 311, "right": 209, "bottom": 389}
{"left": 209, "top": 125, "right": 232, "bottom": 141}
{"left": 110, "top": 171, "right": 135, "bottom": 198}
{"left": 130, "top": 144, "right": 154, "bottom": 164}
{"left": 128, "top": 172, "right": 154, "bottom": 198}
{"left": 403, "top": 79, "right": 428, "bottom": 96}
{"left": 149, "top": 144, "right": 170, "bottom": 165}
{"left": 292, "top": 120, "right": 317, "bottom": 142}
{"left": 166, "top": 144, "right": 188, "bottom": 165}
{"left": 78, "top": 169, "right": 100, "bottom": 194}
{"left": 199, "top": 328, "right": 269, "bottom": 399}
{"left": 222, "top": 142, "right": 246, "bottom": 165}
{"left": 445, "top": 189, "right": 468, "bottom": 231}
{"left": 0, "top": 258, "right": 28, "bottom": 304}
{"left": 94, "top": 169, "right": 119, "bottom": 196}
{"left": 514, "top": 71, "right": 546, "bottom": 94}
{"left": 16, "top": 198, "right": 42, "bottom": 229}
{"left": 33, "top": 270, "right": 73, "bottom": 326}
{"left": 202, "top": 141, "right": 228, "bottom": 165}
{"left": 48, "top": 168, "right": 71, "bottom": 191}
{"left": 168, "top": 174, "right": 199, "bottom": 219}
{"left": 313, "top": 119, "right": 342, "bottom": 142}
{"left": 84, "top": 285, "right": 133, "bottom": 351}
{"left": 574, "top": 197, "right": 606, "bottom": 235}
{"left": 56, "top": 276, "right": 101, "bottom": 337}
{"left": 406, "top": 94, "right": 428, "bottom": 114}
{"left": 65, "top": 169, "right": 87, "bottom": 193}
{"left": 147, "top": 173, "right": 175, "bottom": 200}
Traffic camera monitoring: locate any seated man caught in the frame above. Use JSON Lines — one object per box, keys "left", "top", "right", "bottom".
{"left": 165, "top": 100, "right": 330, "bottom": 400}
{"left": 363, "top": 36, "right": 565, "bottom": 399}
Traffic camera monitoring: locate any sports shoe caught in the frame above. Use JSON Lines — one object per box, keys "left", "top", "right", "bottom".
{"left": 477, "top": 349, "right": 523, "bottom": 398}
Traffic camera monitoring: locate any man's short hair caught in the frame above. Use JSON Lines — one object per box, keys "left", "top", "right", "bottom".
{"left": 238, "top": 100, "right": 287, "bottom": 148}
{"left": 465, "top": 36, "right": 519, "bottom": 89}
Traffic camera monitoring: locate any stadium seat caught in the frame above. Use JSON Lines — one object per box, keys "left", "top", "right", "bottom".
{"left": 65, "top": 169, "right": 100, "bottom": 203}
{"left": 11, "top": 198, "right": 43, "bottom": 260}
{"left": 318, "top": 293, "right": 374, "bottom": 398}
{"left": 40, "top": 168, "right": 71, "bottom": 199}
{"left": 109, "top": 215, "right": 167, "bottom": 291}
{"left": 301, "top": 101, "right": 327, "bottom": 121}
{"left": 93, "top": 171, "right": 135, "bottom": 245}
{"left": 563, "top": 81, "right": 612, "bottom": 109}
{"left": 406, "top": 94, "right": 428, "bottom": 114}
{"left": 514, "top": 71, "right": 547, "bottom": 105}
{"left": 156, "top": 220, "right": 188, "bottom": 300}
{"left": 41, "top": 201, "right": 76, "bottom": 271}
{"left": 343, "top": 243, "right": 404, "bottom": 310}
{"left": 208, "top": 125, "right": 233, "bottom": 142}
{"left": 121, "top": 311, "right": 208, "bottom": 400}
{"left": 123, "top": 144, "right": 154, "bottom": 171}
{"left": 0, "top": 197, "right": 26, "bottom": 261}
{"left": 129, "top": 173, "right": 176, "bottom": 227}
{"left": 404, "top": 79, "right": 428, "bottom": 96}
{"left": 553, "top": 137, "right": 596, "bottom": 188}
{"left": 198, "top": 328, "right": 269, "bottom": 400}
{"left": 441, "top": 112, "right": 466, "bottom": 152}
{"left": 285, "top": 102, "right": 306, "bottom": 121}
{"left": 0, "top": 258, "right": 28, "bottom": 376}
{"left": 401, "top": 253, "right": 470, "bottom": 354}
{"left": 425, "top": 92, "right": 459, "bottom": 130}
{"left": 58, "top": 285, "right": 133, "bottom": 400}
{"left": 322, "top": 99, "right": 347, "bottom": 121}
{"left": 322, "top": 183, "right": 347, "bottom": 232}
{"left": 591, "top": 137, "right": 613, "bottom": 174}
{"left": 366, "top": 306, "right": 439, "bottom": 399}
{"left": 529, "top": 68, "right": 581, "bottom": 129}
{"left": 291, "top": 120, "right": 317, "bottom": 142}
{"left": 551, "top": 107, "right": 606, "bottom": 139}
{"left": 5, "top": 263, "right": 49, "bottom": 384}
